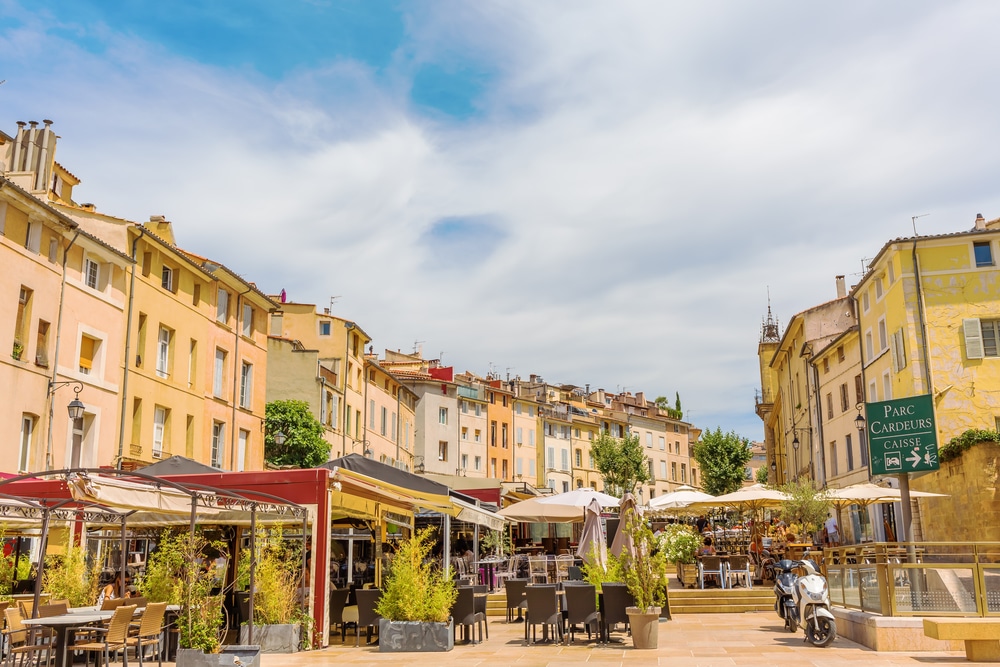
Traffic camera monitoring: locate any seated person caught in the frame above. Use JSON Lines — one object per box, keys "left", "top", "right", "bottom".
{"left": 698, "top": 537, "right": 717, "bottom": 557}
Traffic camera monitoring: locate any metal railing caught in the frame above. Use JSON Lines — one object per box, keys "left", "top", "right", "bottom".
{"left": 823, "top": 542, "right": 1000, "bottom": 617}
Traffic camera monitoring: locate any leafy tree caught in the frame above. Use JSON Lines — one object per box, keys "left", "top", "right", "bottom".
{"left": 265, "top": 400, "right": 329, "bottom": 468}
{"left": 779, "top": 478, "right": 831, "bottom": 536}
{"left": 755, "top": 465, "right": 769, "bottom": 484}
{"left": 654, "top": 394, "right": 683, "bottom": 420}
{"left": 590, "top": 432, "right": 650, "bottom": 497}
{"left": 692, "top": 427, "right": 752, "bottom": 495}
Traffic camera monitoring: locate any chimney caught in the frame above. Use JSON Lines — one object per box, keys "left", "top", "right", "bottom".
{"left": 323, "top": 308, "right": 330, "bottom": 315}
{"left": 81, "top": 203, "right": 96, "bottom": 211}
{"left": 975, "top": 213, "right": 986, "bottom": 230}
{"left": 636, "top": 391, "right": 645, "bottom": 404}
{"left": 835, "top": 275, "right": 846, "bottom": 298}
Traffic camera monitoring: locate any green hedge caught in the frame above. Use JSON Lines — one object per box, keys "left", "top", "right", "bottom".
{"left": 938, "top": 429, "right": 1000, "bottom": 463}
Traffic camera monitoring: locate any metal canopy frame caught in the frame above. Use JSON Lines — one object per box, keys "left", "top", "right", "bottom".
{"left": 0, "top": 468, "right": 307, "bottom": 645}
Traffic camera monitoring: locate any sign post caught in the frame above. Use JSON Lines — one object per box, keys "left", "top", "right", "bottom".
{"left": 865, "top": 394, "right": 939, "bottom": 543}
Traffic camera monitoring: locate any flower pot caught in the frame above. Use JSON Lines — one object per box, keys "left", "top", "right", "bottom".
{"left": 239, "top": 624, "right": 300, "bottom": 653}
{"left": 177, "top": 646, "right": 260, "bottom": 667}
{"left": 677, "top": 562, "right": 698, "bottom": 588}
{"left": 625, "top": 607, "right": 661, "bottom": 649}
{"left": 378, "top": 618, "right": 454, "bottom": 652}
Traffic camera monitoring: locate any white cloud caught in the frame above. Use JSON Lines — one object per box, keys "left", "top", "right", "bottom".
{"left": 4, "top": 1, "right": 1000, "bottom": 438}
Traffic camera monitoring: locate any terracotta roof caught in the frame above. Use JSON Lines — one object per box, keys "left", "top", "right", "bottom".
{"left": 52, "top": 161, "right": 81, "bottom": 184}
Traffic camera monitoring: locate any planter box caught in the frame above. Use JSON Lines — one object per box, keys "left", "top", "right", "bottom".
{"left": 238, "top": 624, "right": 300, "bottom": 653}
{"left": 378, "top": 618, "right": 454, "bottom": 652}
{"left": 177, "top": 646, "right": 260, "bottom": 667}
{"left": 677, "top": 562, "right": 699, "bottom": 588}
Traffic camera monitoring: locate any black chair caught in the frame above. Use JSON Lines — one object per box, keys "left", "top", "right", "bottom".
{"left": 451, "top": 587, "right": 487, "bottom": 645}
{"left": 563, "top": 583, "right": 601, "bottom": 645}
{"left": 504, "top": 579, "right": 528, "bottom": 623}
{"left": 471, "top": 585, "right": 489, "bottom": 640}
{"left": 328, "top": 588, "right": 353, "bottom": 642}
{"left": 524, "top": 585, "right": 562, "bottom": 646}
{"left": 355, "top": 588, "right": 381, "bottom": 646}
{"left": 567, "top": 566, "right": 583, "bottom": 581}
{"left": 600, "top": 583, "right": 634, "bottom": 641}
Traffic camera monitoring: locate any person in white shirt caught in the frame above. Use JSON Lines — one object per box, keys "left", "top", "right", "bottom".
{"left": 824, "top": 513, "right": 840, "bottom": 547}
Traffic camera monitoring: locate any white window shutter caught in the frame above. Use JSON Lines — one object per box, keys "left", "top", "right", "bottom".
{"left": 894, "top": 329, "right": 906, "bottom": 370}
{"left": 889, "top": 334, "right": 899, "bottom": 373}
{"left": 964, "top": 318, "right": 985, "bottom": 359}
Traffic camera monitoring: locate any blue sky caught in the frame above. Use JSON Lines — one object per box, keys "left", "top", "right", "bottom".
{"left": 4, "top": 1, "right": 1000, "bottom": 440}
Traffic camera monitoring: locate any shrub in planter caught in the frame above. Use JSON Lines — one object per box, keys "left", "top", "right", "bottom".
{"left": 236, "top": 527, "right": 307, "bottom": 653}
{"left": 657, "top": 524, "right": 700, "bottom": 565}
{"left": 42, "top": 547, "right": 99, "bottom": 607}
{"left": 621, "top": 514, "right": 668, "bottom": 649}
{"left": 169, "top": 531, "right": 232, "bottom": 667}
{"left": 137, "top": 530, "right": 184, "bottom": 604}
{"left": 375, "top": 528, "right": 457, "bottom": 652}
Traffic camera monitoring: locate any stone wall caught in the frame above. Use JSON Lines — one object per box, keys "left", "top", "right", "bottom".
{"left": 911, "top": 442, "right": 1000, "bottom": 543}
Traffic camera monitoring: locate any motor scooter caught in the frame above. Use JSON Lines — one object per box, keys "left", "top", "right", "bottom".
{"left": 773, "top": 559, "right": 837, "bottom": 647}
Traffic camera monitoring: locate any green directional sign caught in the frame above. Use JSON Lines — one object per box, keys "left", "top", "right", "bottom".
{"left": 866, "top": 395, "right": 940, "bottom": 476}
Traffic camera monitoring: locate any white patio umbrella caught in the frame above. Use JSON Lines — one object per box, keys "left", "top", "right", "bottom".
{"left": 497, "top": 496, "right": 586, "bottom": 523}
{"left": 576, "top": 497, "right": 607, "bottom": 569}
{"left": 688, "top": 483, "right": 789, "bottom": 512}
{"left": 536, "top": 488, "right": 620, "bottom": 508}
{"left": 648, "top": 485, "right": 716, "bottom": 510}
{"left": 826, "top": 483, "right": 947, "bottom": 543}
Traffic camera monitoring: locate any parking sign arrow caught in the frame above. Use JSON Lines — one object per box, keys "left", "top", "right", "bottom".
{"left": 906, "top": 449, "right": 922, "bottom": 468}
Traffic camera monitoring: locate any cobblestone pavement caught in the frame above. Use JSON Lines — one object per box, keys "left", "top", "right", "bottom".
{"left": 259, "top": 612, "right": 966, "bottom": 667}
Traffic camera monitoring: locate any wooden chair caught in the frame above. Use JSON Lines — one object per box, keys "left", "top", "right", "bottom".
{"left": 71, "top": 604, "right": 136, "bottom": 667}
{"left": 524, "top": 585, "right": 561, "bottom": 645}
{"left": 126, "top": 602, "right": 166, "bottom": 667}
{"left": 2, "top": 607, "right": 50, "bottom": 667}
{"left": 563, "top": 583, "right": 601, "bottom": 645}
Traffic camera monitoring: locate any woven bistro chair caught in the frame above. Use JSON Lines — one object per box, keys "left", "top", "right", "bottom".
{"left": 503, "top": 579, "right": 528, "bottom": 623}
{"left": 725, "top": 555, "right": 753, "bottom": 589}
{"left": 2, "top": 607, "right": 50, "bottom": 667}
{"left": 524, "top": 585, "right": 562, "bottom": 646}
{"left": 71, "top": 604, "right": 136, "bottom": 667}
{"left": 354, "top": 588, "right": 381, "bottom": 647}
{"left": 698, "top": 556, "right": 726, "bottom": 589}
{"left": 563, "top": 583, "right": 601, "bottom": 645}
{"left": 126, "top": 602, "right": 167, "bottom": 667}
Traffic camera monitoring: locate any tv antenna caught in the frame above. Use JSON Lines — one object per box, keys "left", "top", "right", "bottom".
{"left": 412, "top": 340, "right": 425, "bottom": 355}
{"left": 329, "top": 296, "right": 341, "bottom": 311}
{"left": 911, "top": 214, "right": 929, "bottom": 236}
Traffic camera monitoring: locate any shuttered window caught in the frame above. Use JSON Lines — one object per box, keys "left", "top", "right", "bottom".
{"left": 964, "top": 318, "right": 986, "bottom": 359}
{"left": 79, "top": 336, "right": 97, "bottom": 374}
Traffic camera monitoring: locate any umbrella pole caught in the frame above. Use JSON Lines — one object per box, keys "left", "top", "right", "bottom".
{"left": 32, "top": 507, "right": 51, "bottom": 618}
{"left": 119, "top": 515, "right": 127, "bottom": 598}
{"left": 248, "top": 504, "right": 256, "bottom": 645}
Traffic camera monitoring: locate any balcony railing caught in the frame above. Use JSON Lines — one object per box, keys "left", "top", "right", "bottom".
{"left": 823, "top": 541, "right": 1000, "bottom": 617}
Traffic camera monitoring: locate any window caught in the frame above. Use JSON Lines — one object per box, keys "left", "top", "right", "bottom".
{"left": 214, "top": 349, "right": 227, "bottom": 397}
{"left": 837, "top": 345, "right": 845, "bottom": 363}
{"left": 216, "top": 288, "right": 229, "bottom": 323}
{"left": 161, "top": 265, "right": 174, "bottom": 292}
{"left": 516, "top": 426, "right": 523, "bottom": 444}
{"left": 14, "top": 286, "right": 32, "bottom": 355}
{"left": 878, "top": 317, "right": 888, "bottom": 352}
{"left": 380, "top": 406, "right": 387, "bottom": 436}
{"left": 888, "top": 261, "right": 896, "bottom": 284}
{"left": 84, "top": 258, "right": 99, "bottom": 289}
{"left": 239, "top": 362, "right": 253, "bottom": 408}
{"left": 890, "top": 328, "right": 907, "bottom": 372}
{"left": 659, "top": 436, "right": 665, "bottom": 450}
{"left": 875, "top": 275, "right": 884, "bottom": 299}
{"left": 475, "top": 456, "right": 482, "bottom": 471}
{"left": 865, "top": 330, "right": 874, "bottom": 361}
{"left": 502, "top": 459, "right": 508, "bottom": 479}
{"left": 461, "top": 453, "right": 468, "bottom": 471}
{"left": 491, "top": 421, "right": 497, "bottom": 446}
{"left": 211, "top": 422, "right": 225, "bottom": 468}
{"left": 830, "top": 441, "right": 838, "bottom": 477}
{"left": 79, "top": 334, "right": 99, "bottom": 375}
{"left": 868, "top": 380, "right": 877, "bottom": 403}
{"left": 846, "top": 433, "right": 854, "bottom": 471}
{"left": 153, "top": 406, "right": 167, "bottom": 458}
{"left": 242, "top": 303, "right": 253, "bottom": 337}
{"left": 515, "top": 403, "right": 521, "bottom": 415}
{"left": 859, "top": 428, "right": 869, "bottom": 466}
{"left": 840, "top": 383, "right": 849, "bottom": 412}
{"left": 862, "top": 290, "right": 870, "bottom": 312}
{"left": 0, "top": 201, "right": 6, "bottom": 234}
{"left": 516, "top": 458, "right": 523, "bottom": 475}
{"left": 546, "top": 447, "right": 554, "bottom": 469}
{"left": 192, "top": 283, "right": 201, "bottom": 306}
{"left": 529, "top": 459, "right": 535, "bottom": 476}
{"left": 460, "top": 400, "right": 468, "bottom": 414}
{"left": 502, "top": 423, "right": 508, "bottom": 448}
{"left": 492, "top": 459, "right": 498, "bottom": 477}
{"left": 680, "top": 463, "right": 687, "bottom": 483}
{"left": 822, "top": 358, "right": 829, "bottom": 374}
{"left": 561, "top": 449, "right": 568, "bottom": 471}
{"left": 25, "top": 221, "right": 41, "bottom": 253}
{"left": 882, "top": 370, "right": 892, "bottom": 401}
{"left": 855, "top": 374, "right": 864, "bottom": 404}
{"left": 461, "top": 427, "right": 468, "bottom": 440}
{"left": 671, "top": 462, "right": 677, "bottom": 481}
{"left": 188, "top": 339, "right": 197, "bottom": 388}
{"left": 474, "top": 429, "right": 482, "bottom": 443}
{"left": 369, "top": 400, "right": 375, "bottom": 429}
{"left": 318, "top": 321, "right": 331, "bottom": 336}
{"left": 237, "top": 429, "right": 249, "bottom": 472}
{"left": 660, "top": 460, "right": 667, "bottom": 479}
{"left": 974, "top": 241, "right": 994, "bottom": 267}
{"left": 645, "top": 432, "right": 652, "bottom": 447}
{"left": 474, "top": 403, "right": 481, "bottom": 417}
{"left": 575, "top": 449, "right": 582, "bottom": 467}
{"left": 330, "top": 394, "right": 340, "bottom": 428}
{"left": 438, "top": 407, "right": 448, "bottom": 425}
{"left": 528, "top": 430, "right": 535, "bottom": 446}
{"left": 965, "top": 318, "right": 1000, "bottom": 359}
{"left": 19, "top": 415, "right": 35, "bottom": 472}
{"left": 35, "top": 320, "right": 50, "bottom": 367}
{"left": 156, "top": 327, "right": 171, "bottom": 378}
{"left": 826, "top": 393, "right": 834, "bottom": 420}
{"left": 438, "top": 441, "right": 448, "bottom": 461}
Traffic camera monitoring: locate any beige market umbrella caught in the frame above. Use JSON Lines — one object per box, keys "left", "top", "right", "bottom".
{"left": 497, "top": 496, "right": 586, "bottom": 523}
{"left": 576, "top": 497, "right": 607, "bottom": 569}
{"left": 536, "top": 488, "right": 620, "bottom": 509}
{"left": 648, "top": 485, "right": 716, "bottom": 512}
{"left": 826, "top": 483, "right": 947, "bottom": 543}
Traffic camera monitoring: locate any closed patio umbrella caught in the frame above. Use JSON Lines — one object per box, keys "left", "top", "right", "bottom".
{"left": 576, "top": 497, "right": 607, "bottom": 569}
{"left": 610, "top": 493, "right": 638, "bottom": 559}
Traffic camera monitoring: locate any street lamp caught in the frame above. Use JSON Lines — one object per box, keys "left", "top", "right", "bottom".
{"left": 273, "top": 430, "right": 287, "bottom": 446}
{"left": 854, "top": 403, "right": 867, "bottom": 432}
{"left": 50, "top": 381, "right": 85, "bottom": 420}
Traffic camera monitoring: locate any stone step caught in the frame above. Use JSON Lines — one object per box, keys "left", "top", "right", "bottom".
{"left": 670, "top": 603, "right": 772, "bottom": 614}
{"left": 670, "top": 588, "right": 770, "bottom": 597}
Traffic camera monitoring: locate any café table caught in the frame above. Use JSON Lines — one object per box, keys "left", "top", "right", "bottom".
{"left": 23, "top": 610, "right": 115, "bottom": 667}
{"left": 475, "top": 557, "right": 505, "bottom": 592}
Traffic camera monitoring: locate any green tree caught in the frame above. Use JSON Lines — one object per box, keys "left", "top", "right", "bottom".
{"left": 265, "top": 400, "right": 329, "bottom": 468}
{"left": 691, "top": 427, "right": 752, "bottom": 495}
{"left": 590, "top": 432, "right": 650, "bottom": 496}
{"left": 654, "top": 394, "right": 683, "bottom": 420}
{"left": 755, "top": 465, "right": 769, "bottom": 484}
{"left": 779, "top": 478, "right": 831, "bottom": 536}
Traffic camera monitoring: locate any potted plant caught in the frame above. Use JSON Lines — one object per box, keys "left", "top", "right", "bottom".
{"left": 42, "top": 547, "right": 99, "bottom": 607}
{"left": 621, "top": 515, "right": 668, "bottom": 650}
{"left": 658, "top": 524, "right": 701, "bottom": 588}
{"left": 236, "top": 527, "right": 305, "bottom": 653}
{"left": 480, "top": 529, "right": 512, "bottom": 558}
{"left": 375, "top": 528, "right": 457, "bottom": 653}
{"left": 11, "top": 340, "right": 23, "bottom": 361}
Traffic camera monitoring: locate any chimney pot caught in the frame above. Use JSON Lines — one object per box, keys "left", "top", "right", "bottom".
{"left": 835, "top": 275, "right": 847, "bottom": 298}
{"left": 975, "top": 213, "right": 986, "bottom": 230}
{"left": 149, "top": 215, "right": 166, "bottom": 223}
